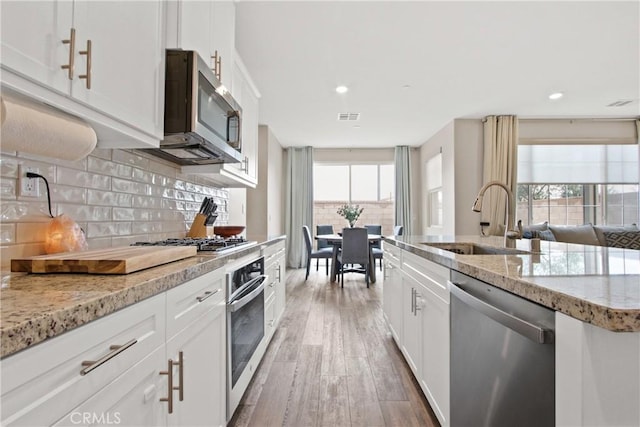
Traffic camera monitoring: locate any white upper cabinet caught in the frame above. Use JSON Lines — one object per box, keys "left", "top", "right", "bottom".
{"left": 0, "top": 0, "right": 164, "bottom": 149}
{"left": 168, "top": 0, "right": 235, "bottom": 90}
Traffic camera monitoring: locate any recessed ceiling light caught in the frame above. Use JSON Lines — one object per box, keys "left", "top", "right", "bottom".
{"left": 548, "top": 92, "right": 564, "bottom": 100}
{"left": 402, "top": 84, "right": 411, "bottom": 89}
{"left": 335, "top": 85, "right": 348, "bottom": 94}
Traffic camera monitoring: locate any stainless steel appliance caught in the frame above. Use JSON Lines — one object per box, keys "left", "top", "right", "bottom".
{"left": 145, "top": 49, "right": 243, "bottom": 165}
{"left": 131, "top": 237, "right": 253, "bottom": 253}
{"left": 450, "top": 270, "right": 555, "bottom": 427}
{"left": 226, "top": 256, "right": 267, "bottom": 419}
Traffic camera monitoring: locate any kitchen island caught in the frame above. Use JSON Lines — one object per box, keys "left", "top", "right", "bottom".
{"left": 383, "top": 235, "right": 640, "bottom": 427}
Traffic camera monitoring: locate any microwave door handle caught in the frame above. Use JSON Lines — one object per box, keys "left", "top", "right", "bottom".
{"left": 229, "top": 275, "right": 267, "bottom": 313}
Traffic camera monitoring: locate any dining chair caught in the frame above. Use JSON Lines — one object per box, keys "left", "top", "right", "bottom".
{"left": 337, "top": 227, "right": 370, "bottom": 287}
{"left": 315, "top": 224, "right": 334, "bottom": 273}
{"left": 302, "top": 225, "right": 332, "bottom": 280}
{"left": 393, "top": 225, "right": 404, "bottom": 236}
{"left": 364, "top": 224, "right": 383, "bottom": 271}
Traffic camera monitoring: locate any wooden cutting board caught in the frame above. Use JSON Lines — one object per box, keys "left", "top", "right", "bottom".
{"left": 11, "top": 246, "right": 198, "bottom": 274}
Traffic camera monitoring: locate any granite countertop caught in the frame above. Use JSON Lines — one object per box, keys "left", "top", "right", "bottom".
{"left": 385, "top": 235, "right": 640, "bottom": 332}
{"left": 0, "top": 236, "right": 286, "bottom": 358}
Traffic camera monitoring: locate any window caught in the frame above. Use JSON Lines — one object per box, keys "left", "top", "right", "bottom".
{"left": 313, "top": 163, "right": 395, "bottom": 235}
{"left": 517, "top": 143, "right": 639, "bottom": 226}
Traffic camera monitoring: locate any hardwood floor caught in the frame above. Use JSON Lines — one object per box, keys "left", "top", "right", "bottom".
{"left": 228, "top": 265, "right": 440, "bottom": 427}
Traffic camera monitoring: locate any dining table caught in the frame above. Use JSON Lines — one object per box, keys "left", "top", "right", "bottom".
{"left": 315, "top": 233, "right": 382, "bottom": 283}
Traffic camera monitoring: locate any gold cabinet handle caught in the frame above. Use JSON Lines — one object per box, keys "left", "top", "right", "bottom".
{"left": 160, "top": 357, "right": 178, "bottom": 414}
{"left": 211, "top": 50, "right": 221, "bottom": 80}
{"left": 80, "top": 339, "right": 137, "bottom": 376}
{"left": 79, "top": 40, "right": 92, "bottom": 89}
{"left": 175, "top": 351, "right": 184, "bottom": 402}
{"left": 61, "top": 28, "right": 76, "bottom": 79}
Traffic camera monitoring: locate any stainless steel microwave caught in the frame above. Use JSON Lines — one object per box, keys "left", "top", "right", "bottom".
{"left": 145, "top": 50, "right": 243, "bottom": 165}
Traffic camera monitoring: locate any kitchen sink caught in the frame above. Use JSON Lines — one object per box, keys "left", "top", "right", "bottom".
{"left": 422, "top": 242, "right": 530, "bottom": 255}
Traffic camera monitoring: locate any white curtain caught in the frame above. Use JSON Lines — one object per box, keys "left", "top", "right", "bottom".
{"left": 394, "top": 146, "right": 412, "bottom": 236}
{"left": 482, "top": 116, "right": 519, "bottom": 235}
{"left": 285, "top": 146, "right": 313, "bottom": 268}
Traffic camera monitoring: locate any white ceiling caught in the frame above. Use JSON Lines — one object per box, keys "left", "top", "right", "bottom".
{"left": 235, "top": 1, "right": 639, "bottom": 149}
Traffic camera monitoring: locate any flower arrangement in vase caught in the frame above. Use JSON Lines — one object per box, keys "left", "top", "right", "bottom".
{"left": 337, "top": 204, "right": 364, "bottom": 228}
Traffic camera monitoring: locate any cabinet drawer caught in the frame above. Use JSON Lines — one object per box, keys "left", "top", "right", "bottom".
{"left": 1, "top": 293, "right": 166, "bottom": 426}
{"left": 403, "top": 251, "right": 449, "bottom": 302}
{"left": 262, "top": 240, "right": 285, "bottom": 264}
{"left": 166, "top": 269, "right": 225, "bottom": 340}
{"left": 383, "top": 241, "right": 401, "bottom": 261}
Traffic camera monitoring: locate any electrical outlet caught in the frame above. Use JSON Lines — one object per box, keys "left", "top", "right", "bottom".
{"left": 19, "top": 165, "right": 40, "bottom": 197}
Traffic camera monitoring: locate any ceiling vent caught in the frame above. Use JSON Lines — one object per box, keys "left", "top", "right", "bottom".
{"left": 338, "top": 113, "right": 360, "bottom": 121}
{"left": 606, "top": 100, "right": 634, "bottom": 107}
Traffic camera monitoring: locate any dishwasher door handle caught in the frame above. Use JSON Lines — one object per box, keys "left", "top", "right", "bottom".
{"left": 449, "top": 281, "right": 553, "bottom": 344}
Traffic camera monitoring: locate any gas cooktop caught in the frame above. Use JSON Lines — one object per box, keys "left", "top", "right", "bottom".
{"left": 131, "top": 237, "right": 253, "bottom": 253}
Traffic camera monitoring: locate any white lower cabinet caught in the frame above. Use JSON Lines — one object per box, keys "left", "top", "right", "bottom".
{"left": 382, "top": 243, "right": 403, "bottom": 342}
{"left": 0, "top": 292, "right": 166, "bottom": 427}
{"left": 52, "top": 345, "right": 167, "bottom": 427}
{"left": 1, "top": 269, "right": 227, "bottom": 427}
{"left": 166, "top": 303, "right": 226, "bottom": 427}
{"left": 385, "top": 248, "right": 450, "bottom": 427}
{"left": 263, "top": 240, "right": 286, "bottom": 332}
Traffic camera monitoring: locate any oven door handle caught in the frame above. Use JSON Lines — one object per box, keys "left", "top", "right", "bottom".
{"left": 229, "top": 275, "right": 267, "bottom": 313}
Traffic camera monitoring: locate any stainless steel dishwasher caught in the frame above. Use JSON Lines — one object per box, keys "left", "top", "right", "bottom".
{"left": 449, "top": 270, "right": 555, "bottom": 427}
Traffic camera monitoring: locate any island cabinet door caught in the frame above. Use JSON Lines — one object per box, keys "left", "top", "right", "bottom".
{"left": 400, "top": 272, "right": 423, "bottom": 378}
{"left": 382, "top": 244, "right": 403, "bottom": 343}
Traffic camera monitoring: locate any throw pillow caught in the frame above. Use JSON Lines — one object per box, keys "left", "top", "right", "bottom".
{"left": 603, "top": 231, "right": 640, "bottom": 250}
{"left": 548, "top": 224, "right": 600, "bottom": 246}
{"left": 537, "top": 230, "right": 556, "bottom": 241}
{"left": 593, "top": 224, "right": 639, "bottom": 246}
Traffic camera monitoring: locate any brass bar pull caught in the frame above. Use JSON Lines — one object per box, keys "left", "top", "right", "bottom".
{"left": 80, "top": 339, "right": 137, "bottom": 375}
{"left": 175, "top": 351, "right": 184, "bottom": 401}
{"left": 61, "top": 28, "right": 76, "bottom": 79}
{"left": 160, "top": 358, "right": 178, "bottom": 414}
{"left": 196, "top": 288, "right": 220, "bottom": 303}
{"left": 79, "top": 40, "right": 92, "bottom": 89}
{"left": 211, "top": 51, "right": 219, "bottom": 78}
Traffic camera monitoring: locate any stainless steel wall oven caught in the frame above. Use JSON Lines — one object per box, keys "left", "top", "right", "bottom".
{"left": 226, "top": 256, "right": 267, "bottom": 418}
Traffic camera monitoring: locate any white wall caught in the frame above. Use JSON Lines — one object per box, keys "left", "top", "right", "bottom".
{"left": 417, "top": 119, "right": 483, "bottom": 236}
{"left": 246, "top": 125, "right": 285, "bottom": 240}
{"left": 453, "top": 119, "right": 484, "bottom": 235}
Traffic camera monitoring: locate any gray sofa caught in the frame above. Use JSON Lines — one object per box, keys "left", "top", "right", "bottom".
{"left": 523, "top": 222, "right": 640, "bottom": 249}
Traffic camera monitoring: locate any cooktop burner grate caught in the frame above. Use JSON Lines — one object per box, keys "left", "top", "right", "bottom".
{"left": 131, "top": 237, "right": 250, "bottom": 252}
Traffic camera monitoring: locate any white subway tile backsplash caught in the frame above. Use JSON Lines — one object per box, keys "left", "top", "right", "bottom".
{"left": 112, "top": 150, "right": 150, "bottom": 169}
{"left": 87, "top": 222, "right": 132, "bottom": 238}
{"left": 88, "top": 157, "right": 133, "bottom": 178}
{"left": 59, "top": 204, "right": 112, "bottom": 222}
{"left": 132, "top": 195, "right": 162, "bottom": 209}
{"left": 0, "top": 179, "right": 16, "bottom": 200}
{"left": 0, "top": 157, "right": 19, "bottom": 178}
{"left": 112, "top": 178, "right": 148, "bottom": 195}
{"left": 1, "top": 148, "right": 229, "bottom": 260}
{"left": 57, "top": 168, "right": 111, "bottom": 190}
{"left": 1, "top": 223, "right": 15, "bottom": 243}
{"left": 51, "top": 184, "right": 86, "bottom": 204}
{"left": 87, "top": 189, "right": 133, "bottom": 207}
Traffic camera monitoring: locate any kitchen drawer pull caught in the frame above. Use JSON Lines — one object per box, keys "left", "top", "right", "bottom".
{"left": 196, "top": 288, "right": 221, "bottom": 303}
{"left": 79, "top": 39, "right": 92, "bottom": 89}
{"left": 61, "top": 28, "right": 76, "bottom": 79}
{"left": 80, "top": 338, "right": 137, "bottom": 376}
{"left": 277, "top": 264, "right": 282, "bottom": 282}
